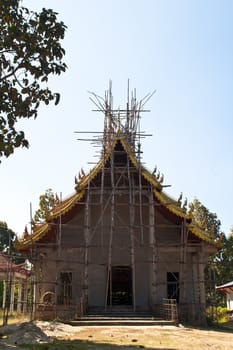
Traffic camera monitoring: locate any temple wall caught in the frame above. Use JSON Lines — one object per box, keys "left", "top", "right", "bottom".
{"left": 32, "top": 190, "right": 212, "bottom": 325}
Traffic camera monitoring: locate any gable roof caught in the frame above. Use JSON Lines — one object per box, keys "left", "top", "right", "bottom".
{"left": 216, "top": 282, "right": 233, "bottom": 292}
{"left": 15, "top": 135, "right": 220, "bottom": 251}
{"left": 0, "top": 252, "right": 28, "bottom": 278}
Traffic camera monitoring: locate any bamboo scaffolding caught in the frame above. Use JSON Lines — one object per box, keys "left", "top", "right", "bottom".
{"left": 127, "top": 147, "right": 136, "bottom": 311}
{"left": 14, "top": 83, "right": 215, "bottom": 325}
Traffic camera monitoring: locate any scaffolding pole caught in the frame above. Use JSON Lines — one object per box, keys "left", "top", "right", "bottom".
{"left": 106, "top": 149, "right": 115, "bottom": 309}
{"left": 83, "top": 181, "right": 91, "bottom": 304}
{"left": 127, "top": 149, "right": 136, "bottom": 311}
{"left": 149, "top": 189, "right": 157, "bottom": 306}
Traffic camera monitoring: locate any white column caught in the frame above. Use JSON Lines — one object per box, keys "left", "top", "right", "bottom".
{"left": 23, "top": 281, "right": 28, "bottom": 314}
{"left": 17, "top": 280, "right": 23, "bottom": 314}
{"left": 2, "top": 280, "right": 7, "bottom": 309}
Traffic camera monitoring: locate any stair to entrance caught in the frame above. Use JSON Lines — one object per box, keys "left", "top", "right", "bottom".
{"left": 69, "top": 307, "right": 177, "bottom": 326}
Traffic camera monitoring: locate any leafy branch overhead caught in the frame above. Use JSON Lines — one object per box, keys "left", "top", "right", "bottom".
{"left": 0, "top": 0, "right": 67, "bottom": 159}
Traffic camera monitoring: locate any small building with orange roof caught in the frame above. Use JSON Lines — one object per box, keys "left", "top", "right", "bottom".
{"left": 0, "top": 252, "right": 29, "bottom": 316}
{"left": 216, "top": 281, "right": 233, "bottom": 314}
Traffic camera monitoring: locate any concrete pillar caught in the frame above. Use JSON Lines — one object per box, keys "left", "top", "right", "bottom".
{"left": 198, "top": 259, "right": 206, "bottom": 305}
{"left": 198, "top": 255, "right": 207, "bottom": 325}
{"left": 30, "top": 276, "right": 36, "bottom": 320}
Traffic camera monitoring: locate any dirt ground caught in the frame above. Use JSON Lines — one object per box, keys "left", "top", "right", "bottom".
{"left": 0, "top": 321, "right": 233, "bottom": 350}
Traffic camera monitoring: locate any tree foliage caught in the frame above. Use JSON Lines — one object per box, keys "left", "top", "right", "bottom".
{"left": 0, "top": 221, "right": 25, "bottom": 263}
{"left": 215, "top": 229, "right": 233, "bottom": 285}
{"left": 34, "top": 188, "right": 58, "bottom": 223}
{"left": 0, "top": 0, "right": 67, "bottom": 159}
{"left": 189, "top": 198, "right": 224, "bottom": 306}
{"left": 0, "top": 221, "right": 15, "bottom": 253}
{"left": 190, "top": 198, "right": 221, "bottom": 239}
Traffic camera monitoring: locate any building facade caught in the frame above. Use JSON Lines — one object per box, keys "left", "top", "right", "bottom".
{"left": 16, "top": 89, "right": 219, "bottom": 325}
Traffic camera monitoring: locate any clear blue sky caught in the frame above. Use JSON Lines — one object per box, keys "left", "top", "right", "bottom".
{"left": 1, "top": 0, "right": 233, "bottom": 237}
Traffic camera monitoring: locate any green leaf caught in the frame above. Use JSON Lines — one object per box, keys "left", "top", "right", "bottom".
{"left": 0, "top": 1, "right": 67, "bottom": 162}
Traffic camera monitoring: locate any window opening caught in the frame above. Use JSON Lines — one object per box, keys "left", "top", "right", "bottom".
{"left": 58, "top": 272, "right": 72, "bottom": 305}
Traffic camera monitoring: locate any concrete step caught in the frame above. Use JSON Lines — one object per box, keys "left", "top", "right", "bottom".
{"left": 86, "top": 307, "right": 152, "bottom": 316}
{"left": 68, "top": 318, "right": 176, "bottom": 326}
{"left": 67, "top": 306, "right": 177, "bottom": 326}
{"left": 69, "top": 309, "right": 177, "bottom": 326}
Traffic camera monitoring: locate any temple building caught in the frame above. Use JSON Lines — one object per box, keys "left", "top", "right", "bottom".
{"left": 15, "top": 86, "right": 219, "bottom": 325}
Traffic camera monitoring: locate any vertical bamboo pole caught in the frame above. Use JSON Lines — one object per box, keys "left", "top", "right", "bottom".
{"left": 127, "top": 154, "right": 136, "bottom": 311}
{"left": 138, "top": 159, "right": 144, "bottom": 245}
{"left": 100, "top": 153, "right": 105, "bottom": 247}
{"left": 55, "top": 192, "right": 62, "bottom": 318}
{"left": 149, "top": 189, "right": 157, "bottom": 306}
{"left": 182, "top": 220, "right": 187, "bottom": 302}
{"left": 58, "top": 192, "right": 62, "bottom": 254}
{"left": 179, "top": 219, "right": 187, "bottom": 303}
{"left": 179, "top": 221, "right": 184, "bottom": 303}
{"left": 3, "top": 220, "right": 13, "bottom": 325}
{"left": 137, "top": 97, "right": 144, "bottom": 246}
{"left": 29, "top": 202, "right": 35, "bottom": 321}
{"left": 84, "top": 181, "right": 91, "bottom": 306}
{"left": 105, "top": 149, "right": 115, "bottom": 309}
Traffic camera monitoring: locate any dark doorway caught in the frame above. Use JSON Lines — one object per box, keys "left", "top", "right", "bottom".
{"left": 108, "top": 266, "right": 132, "bottom": 305}
{"left": 167, "top": 272, "right": 179, "bottom": 302}
{"left": 58, "top": 272, "right": 72, "bottom": 305}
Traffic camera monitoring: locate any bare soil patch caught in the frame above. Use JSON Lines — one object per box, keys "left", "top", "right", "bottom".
{"left": 0, "top": 321, "right": 233, "bottom": 349}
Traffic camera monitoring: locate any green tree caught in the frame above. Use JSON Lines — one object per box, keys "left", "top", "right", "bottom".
{"left": 0, "top": 221, "right": 15, "bottom": 253}
{"left": 0, "top": 221, "right": 24, "bottom": 263}
{"left": 190, "top": 198, "right": 221, "bottom": 239}
{"left": 34, "top": 188, "right": 58, "bottom": 223}
{"left": 204, "top": 230, "right": 233, "bottom": 309}
{"left": 189, "top": 198, "right": 223, "bottom": 309}
{"left": 0, "top": 0, "right": 67, "bottom": 160}
{"left": 215, "top": 228, "right": 233, "bottom": 285}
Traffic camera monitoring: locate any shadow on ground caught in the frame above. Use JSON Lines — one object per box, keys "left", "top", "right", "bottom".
{"left": 0, "top": 338, "right": 177, "bottom": 350}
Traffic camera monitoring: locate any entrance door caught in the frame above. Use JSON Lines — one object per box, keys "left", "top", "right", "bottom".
{"left": 167, "top": 272, "right": 179, "bottom": 302}
{"left": 108, "top": 266, "right": 132, "bottom": 305}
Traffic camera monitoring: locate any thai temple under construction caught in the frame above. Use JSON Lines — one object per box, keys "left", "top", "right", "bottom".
{"left": 15, "top": 83, "right": 220, "bottom": 325}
